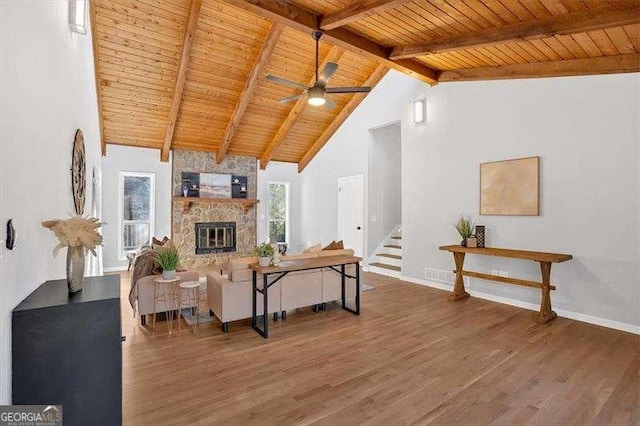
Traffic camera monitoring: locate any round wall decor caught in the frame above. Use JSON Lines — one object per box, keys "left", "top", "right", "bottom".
{"left": 71, "top": 129, "right": 86, "bottom": 215}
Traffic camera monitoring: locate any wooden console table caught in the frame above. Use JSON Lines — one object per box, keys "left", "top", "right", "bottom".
{"left": 250, "top": 255, "right": 361, "bottom": 338}
{"left": 439, "top": 246, "right": 573, "bottom": 323}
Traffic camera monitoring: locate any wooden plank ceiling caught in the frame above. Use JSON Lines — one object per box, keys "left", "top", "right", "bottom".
{"left": 91, "top": 0, "right": 640, "bottom": 170}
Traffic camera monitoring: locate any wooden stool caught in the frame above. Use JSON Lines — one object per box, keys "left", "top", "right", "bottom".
{"left": 152, "top": 277, "right": 180, "bottom": 334}
{"left": 178, "top": 281, "right": 201, "bottom": 335}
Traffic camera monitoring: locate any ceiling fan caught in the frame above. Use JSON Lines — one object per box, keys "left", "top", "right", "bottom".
{"left": 265, "top": 30, "right": 372, "bottom": 109}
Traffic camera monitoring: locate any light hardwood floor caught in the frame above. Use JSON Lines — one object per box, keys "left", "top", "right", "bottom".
{"left": 119, "top": 271, "right": 639, "bottom": 425}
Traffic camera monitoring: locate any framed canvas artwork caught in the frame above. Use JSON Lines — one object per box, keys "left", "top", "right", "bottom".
{"left": 479, "top": 156, "right": 540, "bottom": 216}
{"left": 199, "top": 173, "right": 232, "bottom": 198}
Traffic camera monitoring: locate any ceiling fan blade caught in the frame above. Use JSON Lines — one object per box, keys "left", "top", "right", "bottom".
{"left": 324, "top": 97, "right": 336, "bottom": 110}
{"left": 278, "top": 93, "right": 306, "bottom": 104}
{"left": 317, "top": 62, "right": 339, "bottom": 88}
{"left": 265, "top": 75, "right": 308, "bottom": 91}
{"left": 326, "top": 86, "right": 371, "bottom": 93}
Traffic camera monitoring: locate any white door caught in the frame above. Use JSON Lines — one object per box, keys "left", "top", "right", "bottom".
{"left": 338, "top": 175, "right": 364, "bottom": 258}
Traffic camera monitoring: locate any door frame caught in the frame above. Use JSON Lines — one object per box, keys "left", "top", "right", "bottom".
{"left": 337, "top": 174, "right": 364, "bottom": 258}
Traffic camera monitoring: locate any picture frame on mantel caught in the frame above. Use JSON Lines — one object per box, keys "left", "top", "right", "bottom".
{"left": 479, "top": 156, "right": 540, "bottom": 216}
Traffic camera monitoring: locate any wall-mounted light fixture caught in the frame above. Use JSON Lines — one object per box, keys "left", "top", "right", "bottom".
{"left": 412, "top": 98, "right": 426, "bottom": 125}
{"left": 68, "top": 0, "right": 87, "bottom": 34}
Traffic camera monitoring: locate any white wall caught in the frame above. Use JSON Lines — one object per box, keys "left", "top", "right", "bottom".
{"left": 101, "top": 145, "right": 172, "bottom": 271}
{"left": 257, "top": 161, "right": 302, "bottom": 253}
{"left": 300, "top": 70, "right": 640, "bottom": 331}
{"left": 368, "top": 124, "right": 401, "bottom": 255}
{"left": 0, "top": 1, "right": 102, "bottom": 403}
{"left": 402, "top": 73, "right": 639, "bottom": 330}
{"left": 299, "top": 72, "right": 417, "bottom": 253}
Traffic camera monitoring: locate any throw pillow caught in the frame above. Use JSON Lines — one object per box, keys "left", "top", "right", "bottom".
{"left": 322, "top": 240, "right": 345, "bottom": 250}
{"left": 152, "top": 236, "right": 174, "bottom": 250}
{"left": 322, "top": 241, "right": 337, "bottom": 250}
{"left": 303, "top": 243, "right": 322, "bottom": 254}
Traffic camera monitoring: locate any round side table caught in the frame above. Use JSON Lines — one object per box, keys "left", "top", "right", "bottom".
{"left": 153, "top": 277, "right": 181, "bottom": 334}
{"left": 178, "top": 281, "right": 201, "bottom": 335}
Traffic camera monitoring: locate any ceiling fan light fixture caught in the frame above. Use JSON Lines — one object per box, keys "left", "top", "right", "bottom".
{"left": 307, "top": 87, "right": 326, "bottom": 106}
{"left": 308, "top": 96, "right": 326, "bottom": 106}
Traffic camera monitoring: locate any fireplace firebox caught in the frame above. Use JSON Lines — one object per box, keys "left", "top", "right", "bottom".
{"left": 195, "top": 222, "right": 236, "bottom": 254}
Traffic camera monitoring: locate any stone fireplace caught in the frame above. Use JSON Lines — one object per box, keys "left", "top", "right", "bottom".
{"left": 172, "top": 150, "right": 257, "bottom": 269}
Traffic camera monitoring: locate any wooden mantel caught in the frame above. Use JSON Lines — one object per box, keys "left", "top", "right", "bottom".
{"left": 173, "top": 197, "right": 259, "bottom": 214}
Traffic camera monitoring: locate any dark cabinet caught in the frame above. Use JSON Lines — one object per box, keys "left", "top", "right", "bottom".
{"left": 12, "top": 275, "right": 122, "bottom": 425}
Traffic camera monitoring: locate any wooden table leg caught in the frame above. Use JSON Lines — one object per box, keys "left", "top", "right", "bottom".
{"left": 534, "top": 261, "right": 557, "bottom": 323}
{"left": 449, "top": 252, "right": 470, "bottom": 301}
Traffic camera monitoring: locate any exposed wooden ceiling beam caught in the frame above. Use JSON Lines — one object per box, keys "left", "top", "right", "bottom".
{"left": 438, "top": 53, "right": 640, "bottom": 82}
{"left": 298, "top": 64, "right": 388, "bottom": 173}
{"left": 320, "top": 0, "right": 412, "bottom": 31}
{"left": 217, "top": 23, "right": 284, "bottom": 164}
{"left": 89, "top": 0, "right": 106, "bottom": 156}
{"left": 391, "top": 1, "right": 640, "bottom": 60}
{"left": 160, "top": 0, "right": 202, "bottom": 162}
{"left": 223, "top": 0, "right": 438, "bottom": 85}
{"left": 259, "top": 46, "right": 345, "bottom": 170}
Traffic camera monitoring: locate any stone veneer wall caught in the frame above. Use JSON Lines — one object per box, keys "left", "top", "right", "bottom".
{"left": 172, "top": 150, "right": 257, "bottom": 269}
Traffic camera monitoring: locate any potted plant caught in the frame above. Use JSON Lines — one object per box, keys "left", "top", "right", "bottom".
{"left": 454, "top": 215, "right": 474, "bottom": 247}
{"left": 156, "top": 246, "right": 180, "bottom": 279}
{"left": 254, "top": 242, "right": 275, "bottom": 267}
{"left": 42, "top": 215, "right": 103, "bottom": 293}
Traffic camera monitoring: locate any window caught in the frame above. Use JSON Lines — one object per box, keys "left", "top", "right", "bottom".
{"left": 119, "top": 172, "right": 155, "bottom": 259}
{"left": 267, "top": 182, "right": 289, "bottom": 244}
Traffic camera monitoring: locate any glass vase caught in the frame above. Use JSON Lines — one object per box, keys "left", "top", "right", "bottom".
{"left": 66, "top": 246, "right": 85, "bottom": 293}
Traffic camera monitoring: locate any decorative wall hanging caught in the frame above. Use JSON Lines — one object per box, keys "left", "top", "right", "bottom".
{"left": 181, "top": 172, "right": 200, "bottom": 197}
{"left": 71, "top": 129, "right": 86, "bottom": 215}
{"left": 232, "top": 176, "right": 248, "bottom": 199}
{"left": 480, "top": 156, "right": 539, "bottom": 216}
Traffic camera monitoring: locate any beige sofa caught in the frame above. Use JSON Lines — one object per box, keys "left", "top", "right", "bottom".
{"left": 207, "top": 249, "right": 358, "bottom": 332}
{"left": 137, "top": 271, "right": 200, "bottom": 325}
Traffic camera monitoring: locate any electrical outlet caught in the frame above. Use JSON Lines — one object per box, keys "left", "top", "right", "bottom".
{"left": 371, "top": 215, "right": 377, "bottom": 222}
{"left": 498, "top": 270, "right": 509, "bottom": 278}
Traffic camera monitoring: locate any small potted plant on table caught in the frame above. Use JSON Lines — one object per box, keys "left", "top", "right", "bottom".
{"left": 255, "top": 243, "right": 275, "bottom": 267}
{"left": 454, "top": 215, "right": 474, "bottom": 247}
{"left": 156, "top": 246, "right": 180, "bottom": 279}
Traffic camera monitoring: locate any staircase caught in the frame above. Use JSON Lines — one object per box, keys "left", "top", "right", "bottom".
{"left": 368, "top": 226, "right": 402, "bottom": 278}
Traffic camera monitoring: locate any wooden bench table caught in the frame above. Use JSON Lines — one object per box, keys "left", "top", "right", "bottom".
{"left": 439, "top": 246, "right": 573, "bottom": 323}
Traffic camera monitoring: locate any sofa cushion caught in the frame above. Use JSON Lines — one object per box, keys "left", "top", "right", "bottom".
{"left": 230, "top": 268, "right": 254, "bottom": 282}
{"left": 228, "top": 256, "right": 258, "bottom": 271}
{"left": 303, "top": 244, "right": 322, "bottom": 254}
{"left": 318, "top": 248, "right": 355, "bottom": 257}
{"left": 282, "top": 252, "right": 319, "bottom": 261}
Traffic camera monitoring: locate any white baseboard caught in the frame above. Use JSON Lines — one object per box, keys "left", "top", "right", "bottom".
{"left": 399, "top": 275, "right": 640, "bottom": 335}
{"left": 104, "top": 266, "right": 128, "bottom": 273}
